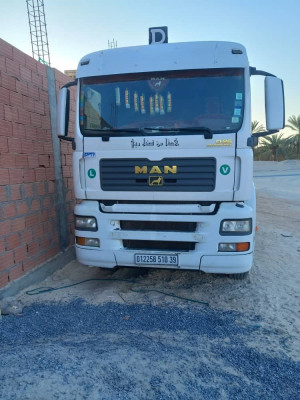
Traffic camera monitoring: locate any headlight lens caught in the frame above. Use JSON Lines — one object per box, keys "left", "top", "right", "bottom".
{"left": 75, "top": 216, "right": 97, "bottom": 231}
{"left": 220, "top": 219, "right": 251, "bottom": 235}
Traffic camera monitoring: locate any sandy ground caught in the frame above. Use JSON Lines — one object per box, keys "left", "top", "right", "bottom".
{"left": 1, "top": 160, "right": 300, "bottom": 399}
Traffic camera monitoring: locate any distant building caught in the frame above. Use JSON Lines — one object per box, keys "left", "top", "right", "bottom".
{"left": 64, "top": 70, "right": 76, "bottom": 80}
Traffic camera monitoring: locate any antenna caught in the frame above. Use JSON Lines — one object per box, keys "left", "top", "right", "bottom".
{"left": 108, "top": 39, "right": 118, "bottom": 49}
{"left": 26, "top": 0, "right": 51, "bottom": 66}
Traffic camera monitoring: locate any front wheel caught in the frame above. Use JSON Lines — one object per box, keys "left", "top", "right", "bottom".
{"left": 228, "top": 271, "right": 249, "bottom": 280}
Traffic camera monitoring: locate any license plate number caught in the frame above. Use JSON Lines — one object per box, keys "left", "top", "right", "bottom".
{"left": 134, "top": 254, "right": 178, "bottom": 266}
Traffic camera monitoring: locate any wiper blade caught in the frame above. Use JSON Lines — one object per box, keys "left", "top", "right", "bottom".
{"left": 98, "top": 128, "right": 145, "bottom": 133}
{"left": 145, "top": 126, "right": 214, "bottom": 138}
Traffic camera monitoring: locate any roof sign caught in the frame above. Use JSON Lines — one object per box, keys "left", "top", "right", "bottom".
{"left": 149, "top": 26, "right": 168, "bottom": 44}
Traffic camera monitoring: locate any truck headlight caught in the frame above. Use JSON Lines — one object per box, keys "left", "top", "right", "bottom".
{"left": 220, "top": 219, "right": 252, "bottom": 235}
{"left": 75, "top": 216, "right": 97, "bottom": 231}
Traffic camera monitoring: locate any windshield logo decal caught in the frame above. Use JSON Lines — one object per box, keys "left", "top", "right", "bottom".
{"left": 131, "top": 137, "right": 180, "bottom": 149}
{"left": 149, "top": 176, "right": 163, "bottom": 186}
{"left": 207, "top": 139, "right": 232, "bottom": 147}
{"left": 220, "top": 164, "right": 231, "bottom": 176}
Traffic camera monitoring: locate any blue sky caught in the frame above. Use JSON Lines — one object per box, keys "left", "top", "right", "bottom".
{"left": 1, "top": 0, "right": 299, "bottom": 130}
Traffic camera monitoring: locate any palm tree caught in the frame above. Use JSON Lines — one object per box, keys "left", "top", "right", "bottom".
{"left": 251, "top": 120, "right": 265, "bottom": 133}
{"left": 285, "top": 115, "right": 300, "bottom": 159}
{"left": 259, "top": 133, "right": 293, "bottom": 161}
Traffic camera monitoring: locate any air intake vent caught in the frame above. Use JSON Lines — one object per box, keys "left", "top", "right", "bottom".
{"left": 100, "top": 157, "right": 216, "bottom": 192}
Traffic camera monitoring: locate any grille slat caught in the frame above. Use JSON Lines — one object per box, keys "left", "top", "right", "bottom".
{"left": 101, "top": 158, "right": 216, "bottom": 192}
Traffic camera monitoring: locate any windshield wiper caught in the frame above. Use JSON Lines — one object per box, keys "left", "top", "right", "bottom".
{"left": 144, "top": 126, "right": 214, "bottom": 139}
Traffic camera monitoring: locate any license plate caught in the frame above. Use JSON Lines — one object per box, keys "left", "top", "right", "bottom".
{"left": 134, "top": 253, "right": 178, "bottom": 266}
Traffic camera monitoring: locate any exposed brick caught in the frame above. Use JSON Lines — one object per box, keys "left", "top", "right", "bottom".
{"left": 0, "top": 186, "right": 8, "bottom": 202}
{"left": 11, "top": 216, "right": 25, "bottom": 232}
{"left": 31, "top": 72, "right": 42, "bottom": 87}
{"left": 9, "top": 169, "right": 23, "bottom": 184}
{"left": 0, "top": 39, "right": 13, "bottom": 58}
{"left": 0, "top": 119, "right": 13, "bottom": 137}
{"left": 0, "top": 136, "right": 8, "bottom": 153}
{"left": 31, "top": 112, "right": 41, "bottom": 127}
{"left": 25, "top": 56, "right": 37, "bottom": 72}
{"left": 0, "top": 251, "right": 14, "bottom": 272}
{"left": 0, "top": 272, "right": 9, "bottom": 289}
{"left": 30, "top": 199, "right": 40, "bottom": 211}
{"left": 18, "top": 109, "right": 31, "bottom": 126}
{"left": 16, "top": 201, "right": 29, "bottom": 215}
{"left": 12, "top": 122, "right": 26, "bottom": 138}
{"left": 46, "top": 168, "right": 55, "bottom": 180}
{"left": 39, "top": 88, "right": 49, "bottom": 102}
{"left": 0, "top": 219, "right": 11, "bottom": 236}
{"left": 34, "top": 100, "right": 45, "bottom": 115}
{"left": 36, "top": 62, "right": 47, "bottom": 77}
{"left": 5, "top": 58, "right": 20, "bottom": 76}
{"left": 23, "top": 257, "right": 36, "bottom": 272}
{"left": 35, "top": 168, "right": 46, "bottom": 181}
{"left": 10, "top": 184, "right": 22, "bottom": 201}
{"left": 12, "top": 47, "right": 26, "bottom": 65}
{"left": 23, "top": 183, "right": 34, "bottom": 197}
{"left": 28, "top": 85, "right": 40, "bottom": 100}
{"left": 4, "top": 105, "right": 18, "bottom": 122}
{"left": 23, "top": 95, "right": 35, "bottom": 112}
{"left": 16, "top": 82, "right": 28, "bottom": 99}
{"left": 25, "top": 213, "right": 38, "bottom": 228}
{"left": 21, "top": 229, "right": 33, "bottom": 245}
{"left": 25, "top": 125, "right": 37, "bottom": 139}
{"left": 27, "top": 240, "right": 39, "bottom": 256}
{"left": 6, "top": 232, "right": 20, "bottom": 250}
{"left": 38, "top": 154, "right": 50, "bottom": 167}
{"left": 23, "top": 168, "right": 35, "bottom": 183}
{"left": 3, "top": 203, "right": 17, "bottom": 218}
{"left": 20, "top": 65, "right": 32, "bottom": 82}
{"left": 10, "top": 91, "right": 23, "bottom": 108}
{"left": 0, "top": 238, "right": 5, "bottom": 252}
{"left": 14, "top": 245, "right": 27, "bottom": 263}
{"left": 0, "top": 55, "right": 6, "bottom": 71}
{"left": 15, "top": 154, "right": 28, "bottom": 168}
{"left": 1, "top": 71, "right": 17, "bottom": 91}
{"left": 8, "top": 137, "right": 22, "bottom": 153}
{"left": 36, "top": 182, "right": 46, "bottom": 195}
{"left": 8, "top": 264, "right": 24, "bottom": 281}
{"left": 28, "top": 154, "right": 39, "bottom": 168}
{"left": 0, "top": 168, "right": 9, "bottom": 185}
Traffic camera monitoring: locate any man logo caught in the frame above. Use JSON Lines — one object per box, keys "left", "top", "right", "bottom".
{"left": 149, "top": 176, "right": 163, "bottom": 186}
{"left": 134, "top": 165, "right": 177, "bottom": 174}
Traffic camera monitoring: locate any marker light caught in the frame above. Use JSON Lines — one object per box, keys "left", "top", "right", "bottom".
{"left": 76, "top": 237, "right": 100, "bottom": 247}
{"left": 75, "top": 216, "right": 97, "bottom": 231}
{"left": 220, "top": 219, "right": 252, "bottom": 235}
{"left": 218, "top": 242, "right": 250, "bottom": 252}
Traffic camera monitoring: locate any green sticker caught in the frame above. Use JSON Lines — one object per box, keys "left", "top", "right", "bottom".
{"left": 220, "top": 164, "right": 231, "bottom": 175}
{"left": 88, "top": 168, "right": 96, "bottom": 179}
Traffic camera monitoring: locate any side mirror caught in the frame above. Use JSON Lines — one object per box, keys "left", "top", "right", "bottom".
{"left": 265, "top": 76, "right": 285, "bottom": 130}
{"left": 56, "top": 87, "right": 70, "bottom": 136}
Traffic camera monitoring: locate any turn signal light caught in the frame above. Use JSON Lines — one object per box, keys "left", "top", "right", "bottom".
{"left": 76, "top": 237, "right": 100, "bottom": 247}
{"left": 219, "top": 242, "right": 250, "bottom": 252}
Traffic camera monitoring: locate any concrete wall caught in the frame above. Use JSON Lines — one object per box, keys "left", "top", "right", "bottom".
{"left": 0, "top": 39, "right": 75, "bottom": 289}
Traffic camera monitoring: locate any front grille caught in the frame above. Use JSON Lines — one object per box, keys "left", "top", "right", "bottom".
{"left": 100, "top": 157, "right": 216, "bottom": 192}
{"left": 123, "top": 240, "right": 195, "bottom": 251}
{"left": 120, "top": 221, "right": 197, "bottom": 232}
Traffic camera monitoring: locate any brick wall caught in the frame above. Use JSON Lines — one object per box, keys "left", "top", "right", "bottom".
{"left": 0, "top": 39, "right": 75, "bottom": 289}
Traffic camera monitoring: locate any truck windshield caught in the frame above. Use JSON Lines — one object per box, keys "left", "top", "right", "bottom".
{"left": 80, "top": 68, "right": 244, "bottom": 135}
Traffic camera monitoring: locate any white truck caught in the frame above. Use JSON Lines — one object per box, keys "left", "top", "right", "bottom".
{"left": 57, "top": 28, "right": 284, "bottom": 278}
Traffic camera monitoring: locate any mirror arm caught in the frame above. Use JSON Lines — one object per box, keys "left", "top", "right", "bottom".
{"left": 58, "top": 135, "right": 76, "bottom": 150}
{"left": 249, "top": 67, "right": 276, "bottom": 77}
{"left": 247, "top": 130, "right": 279, "bottom": 148}
{"left": 61, "top": 80, "right": 77, "bottom": 89}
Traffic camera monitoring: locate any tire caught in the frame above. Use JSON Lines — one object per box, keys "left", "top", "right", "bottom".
{"left": 228, "top": 271, "right": 249, "bottom": 280}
